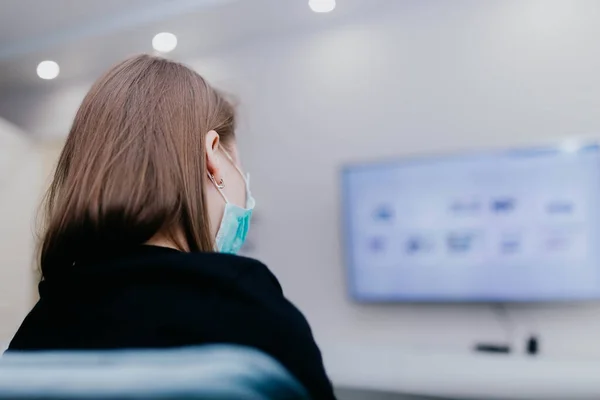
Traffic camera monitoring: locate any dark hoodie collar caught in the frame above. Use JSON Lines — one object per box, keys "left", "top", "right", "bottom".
{"left": 38, "top": 245, "right": 248, "bottom": 299}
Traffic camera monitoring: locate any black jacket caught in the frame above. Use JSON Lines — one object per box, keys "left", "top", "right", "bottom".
{"left": 8, "top": 245, "right": 336, "bottom": 400}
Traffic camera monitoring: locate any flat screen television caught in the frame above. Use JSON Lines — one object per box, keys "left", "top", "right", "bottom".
{"left": 341, "top": 143, "right": 600, "bottom": 302}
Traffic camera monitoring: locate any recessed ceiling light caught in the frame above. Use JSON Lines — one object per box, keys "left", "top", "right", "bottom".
{"left": 309, "top": 0, "right": 336, "bottom": 13}
{"left": 36, "top": 60, "right": 59, "bottom": 80}
{"left": 152, "top": 32, "right": 178, "bottom": 53}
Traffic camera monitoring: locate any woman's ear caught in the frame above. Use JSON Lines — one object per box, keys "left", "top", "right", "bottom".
{"left": 205, "top": 130, "right": 221, "bottom": 179}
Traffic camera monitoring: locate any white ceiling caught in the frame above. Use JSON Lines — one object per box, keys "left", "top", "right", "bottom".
{"left": 0, "top": 0, "right": 393, "bottom": 88}
{"left": 0, "top": 0, "right": 183, "bottom": 56}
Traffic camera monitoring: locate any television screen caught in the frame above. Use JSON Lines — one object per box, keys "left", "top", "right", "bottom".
{"left": 341, "top": 144, "right": 600, "bottom": 302}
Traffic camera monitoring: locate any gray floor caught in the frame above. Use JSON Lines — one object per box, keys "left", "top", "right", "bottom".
{"left": 335, "top": 387, "right": 457, "bottom": 400}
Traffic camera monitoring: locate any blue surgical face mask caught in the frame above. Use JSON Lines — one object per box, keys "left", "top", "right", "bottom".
{"left": 210, "top": 149, "right": 255, "bottom": 254}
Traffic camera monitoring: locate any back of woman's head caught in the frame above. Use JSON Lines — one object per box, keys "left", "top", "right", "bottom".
{"left": 41, "top": 54, "right": 236, "bottom": 278}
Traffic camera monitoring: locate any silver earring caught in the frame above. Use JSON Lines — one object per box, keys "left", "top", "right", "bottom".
{"left": 210, "top": 173, "right": 225, "bottom": 189}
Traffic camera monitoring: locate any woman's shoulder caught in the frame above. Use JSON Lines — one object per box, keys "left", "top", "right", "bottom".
{"left": 39, "top": 246, "right": 282, "bottom": 302}
{"left": 167, "top": 250, "right": 283, "bottom": 295}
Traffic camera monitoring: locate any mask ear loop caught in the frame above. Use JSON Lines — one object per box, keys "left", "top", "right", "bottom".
{"left": 219, "top": 147, "right": 253, "bottom": 208}
{"left": 220, "top": 147, "right": 249, "bottom": 187}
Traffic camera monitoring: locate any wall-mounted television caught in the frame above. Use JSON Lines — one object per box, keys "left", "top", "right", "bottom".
{"left": 341, "top": 143, "right": 600, "bottom": 302}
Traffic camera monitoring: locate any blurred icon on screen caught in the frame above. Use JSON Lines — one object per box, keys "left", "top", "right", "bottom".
{"left": 545, "top": 235, "right": 570, "bottom": 251}
{"left": 450, "top": 198, "right": 481, "bottom": 215}
{"left": 500, "top": 237, "right": 521, "bottom": 254}
{"left": 447, "top": 232, "right": 475, "bottom": 253}
{"left": 491, "top": 197, "right": 516, "bottom": 213}
{"left": 373, "top": 204, "right": 394, "bottom": 222}
{"left": 368, "top": 236, "right": 386, "bottom": 252}
{"left": 405, "top": 235, "right": 434, "bottom": 255}
{"left": 546, "top": 201, "right": 574, "bottom": 215}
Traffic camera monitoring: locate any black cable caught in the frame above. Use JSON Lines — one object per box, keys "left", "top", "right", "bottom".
{"left": 475, "top": 304, "right": 540, "bottom": 356}
{"left": 490, "top": 303, "right": 516, "bottom": 351}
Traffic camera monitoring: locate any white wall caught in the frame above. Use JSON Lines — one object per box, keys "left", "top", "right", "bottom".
{"left": 3, "top": 0, "right": 600, "bottom": 373}
{"left": 194, "top": 0, "right": 600, "bottom": 361}
{"left": 0, "top": 118, "right": 41, "bottom": 347}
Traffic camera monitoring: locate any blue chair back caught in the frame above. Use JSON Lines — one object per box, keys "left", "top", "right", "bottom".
{"left": 0, "top": 345, "right": 310, "bottom": 399}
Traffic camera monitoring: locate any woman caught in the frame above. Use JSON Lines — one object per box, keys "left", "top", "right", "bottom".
{"left": 8, "top": 55, "right": 336, "bottom": 399}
